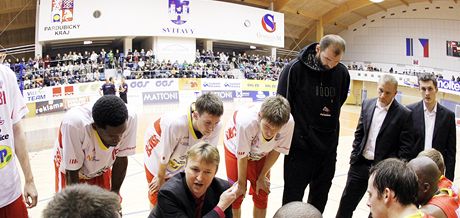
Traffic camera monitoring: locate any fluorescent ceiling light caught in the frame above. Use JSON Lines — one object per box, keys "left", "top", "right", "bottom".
{"left": 370, "top": 0, "right": 384, "bottom": 3}
{"left": 83, "top": 40, "right": 93, "bottom": 45}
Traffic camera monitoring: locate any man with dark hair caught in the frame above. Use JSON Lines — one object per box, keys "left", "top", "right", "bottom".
{"left": 224, "top": 95, "right": 294, "bottom": 218}
{"left": 100, "top": 77, "right": 116, "bottom": 95}
{"left": 43, "top": 184, "right": 121, "bottom": 218}
{"left": 53, "top": 95, "right": 137, "bottom": 198}
{"left": 336, "top": 74, "right": 414, "bottom": 217}
{"left": 273, "top": 202, "right": 322, "bottom": 218}
{"left": 0, "top": 64, "right": 38, "bottom": 217}
{"left": 144, "top": 92, "right": 224, "bottom": 208}
{"left": 408, "top": 156, "right": 459, "bottom": 218}
{"left": 407, "top": 73, "right": 456, "bottom": 180}
{"left": 277, "top": 34, "right": 350, "bottom": 212}
{"left": 367, "top": 158, "right": 430, "bottom": 218}
{"left": 418, "top": 149, "right": 454, "bottom": 191}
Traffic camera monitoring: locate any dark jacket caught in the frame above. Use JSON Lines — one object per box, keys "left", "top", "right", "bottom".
{"left": 277, "top": 43, "right": 350, "bottom": 153}
{"left": 350, "top": 98, "right": 414, "bottom": 164}
{"left": 149, "top": 172, "right": 232, "bottom": 218}
{"left": 407, "top": 101, "right": 456, "bottom": 180}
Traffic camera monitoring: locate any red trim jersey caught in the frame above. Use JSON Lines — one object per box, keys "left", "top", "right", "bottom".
{"left": 0, "top": 65, "right": 29, "bottom": 208}
{"left": 427, "top": 188, "right": 460, "bottom": 218}
{"left": 224, "top": 103, "right": 294, "bottom": 160}
{"left": 53, "top": 103, "right": 137, "bottom": 180}
{"left": 144, "top": 111, "right": 222, "bottom": 176}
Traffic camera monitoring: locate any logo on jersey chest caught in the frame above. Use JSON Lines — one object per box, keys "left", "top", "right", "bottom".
{"left": 0, "top": 129, "right": 10, "bottom": 141}
{"left": 0, "top": 91, "right": 6, "bottom": 106}
{"left": 0, "top": 145, "right": 13, "bottom": 169}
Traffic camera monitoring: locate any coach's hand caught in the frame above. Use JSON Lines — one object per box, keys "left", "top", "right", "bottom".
{"left": 24, "top": 180, "right": 38, "bottom": 208}
{"left": 255, "top": 176, "right": 270, "bottom": 196}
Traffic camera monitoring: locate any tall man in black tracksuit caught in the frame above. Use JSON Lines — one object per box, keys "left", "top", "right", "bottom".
{"left": 277, "top": 34, "right": 350, "bottom": 212}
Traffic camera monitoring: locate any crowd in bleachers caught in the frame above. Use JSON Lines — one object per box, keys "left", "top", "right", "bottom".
{"left": 346, "top": 62, "right": 460, "bottom": 82}
{"left": 2, "top": 49, "right": 290, "bottom": 90}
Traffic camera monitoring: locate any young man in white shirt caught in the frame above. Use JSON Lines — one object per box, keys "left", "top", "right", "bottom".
{"left": 144, "top": 92, "right": 224, "bottom": 207}
{"left": 224, "top": 95, "right": 294, "bottom": 218}
{"left": 0, "top": 64, "right": 38, "bottom": 217}
{"left": 53, "top": 95, "right": 137, "bottom": 198}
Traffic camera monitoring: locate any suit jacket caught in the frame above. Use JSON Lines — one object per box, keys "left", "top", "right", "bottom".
{"left": 350, "top": 98, "right": 414, "bottom": 164}
{"left": 407, "top": 101, "right": 456, "bottom": 180}
{"left": 149, "top": 172, "right": 232, "bottom": 218}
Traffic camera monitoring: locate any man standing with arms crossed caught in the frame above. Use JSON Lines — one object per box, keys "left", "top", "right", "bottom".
{"left": 277, "top": 34, "right": 350, "bottom": 212}
{"left": 407, "top": 73, "right": 456, "bottom": 180}
{"left": 0, "top": 62, "right": 38, "bottom": 217}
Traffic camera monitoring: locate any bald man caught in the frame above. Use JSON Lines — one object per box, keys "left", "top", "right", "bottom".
{"left": 408, "top": 156, "right": 459, "bottom": 218}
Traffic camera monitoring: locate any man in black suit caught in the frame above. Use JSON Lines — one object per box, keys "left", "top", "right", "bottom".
{"left": 407, "top": 73, "right": 456, "bottom": 180}
{"left": 336, "top": 74, "right": 414, "bottom": 218}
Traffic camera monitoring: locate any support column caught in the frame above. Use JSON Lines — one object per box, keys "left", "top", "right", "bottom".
{"left": 34, "top": 0, "right": 43, "bottom": 58}
{"left": 271, "top": 48, "right": 276, "bottom": 61}
{"left": 203, "top": 40, "right": 213, "bottom": 52}
{"left": 316, "top": 17, "right": 324, "bottom": 41}
{"left": 123, "top": 37, "right": 134, "bottom": 55}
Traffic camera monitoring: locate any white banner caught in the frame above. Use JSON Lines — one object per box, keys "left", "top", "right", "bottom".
{"left": 38, "top": 0, "right": 284, "bottom": 47}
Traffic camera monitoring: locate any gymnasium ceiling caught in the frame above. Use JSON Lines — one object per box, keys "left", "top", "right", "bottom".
{"left": 0, "top": 0, "right": 456, "bottom": 57}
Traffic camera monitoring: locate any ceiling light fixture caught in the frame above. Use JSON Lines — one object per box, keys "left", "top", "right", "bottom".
{"left": 370, "top": 0, "right": 384, "bottom": 3}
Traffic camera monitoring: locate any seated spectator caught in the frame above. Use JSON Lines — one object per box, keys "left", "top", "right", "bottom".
{"left": 367, "top": 158, "right": 431, "bottom": 218}
{"left": 149, "top": 142, "right": 237, "bottom": 218}
{"left": 273, "top": 202, "right": 322, "bottom": 218}
{"left": 408, "top": 156, "right": 458, "bottom": 218}
{"left": 42, "top": 184, "right": 121, "bottom": 218}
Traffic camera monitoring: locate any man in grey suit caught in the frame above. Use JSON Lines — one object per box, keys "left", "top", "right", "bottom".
{"left": 336, "top": 74, "right": 414, "bottom": 218}
{"left": 407, "top": 73, "right": 456, "bottom": 180}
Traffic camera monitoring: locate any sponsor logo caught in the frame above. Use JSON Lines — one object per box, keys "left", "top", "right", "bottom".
{"left": 0, "top": 145, "right": 13, "bottom": 169}
{"left": 438, "top": 79, "right": 460, "bottom": 92}
{"left": 63, "top": 97, "right": 90, "bottom": 109}
{"left": 146, "top": 135, "right": 160, "bottom": 157}
{"left": 237, "top": 151, "right": 246, "bottom": 156}
{"left": 224, "top": 82, "right": 240, "bottom": 88}
{"left": 64, "top": 86, "right": 74, "bottom": 96}
{"left": 203, "top": 90, "right": 235, "bottom": 101}
{"left": 69, "top": 158, "right": 78, "bottom": 164}
{"left": 51, "top": 0, "right": 74, "bottom": 23}
{"left": 35, "top": 99, "right": 65, "bottom": 115}
{"left": 202, "top": 82, "right": 221, "bottom": 88}
{"left": 0, "top": 129, "right": 10, "bottom": 141}
{"left": 261, "top": 14, "right": 276, "bottom": 33}
{"left": 0, "top": 91, "right": 6, "bottom": 105}
{"left": 53, "top": 87, "right": 62, "bottom": 97}
{"left": 25, "top": 89, "right": 47, "bottom": 102}
{"left": 242, "top": 91, "right": 268, "bottom": 102}
{"left": 143, "top": 91, "right": 179, "bottom": 104}
{"left": 168, "top": 0, "right": 190, "bottom": 25}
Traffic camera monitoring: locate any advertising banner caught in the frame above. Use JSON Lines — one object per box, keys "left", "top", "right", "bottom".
{"left": 23, "top": 88, "right": 53, "bottom": 103}
{"left": 202, "top": 90, "right": 237, "bottom": 101}
{"left": 63, "top": 96, "right": 90, "bottom": 109}
{"left": 178, "top": 78, "right": 201, "bottom": 91}
{"left": 128, "top": 78, "right": 178, "bottom": 94}
{"left": 35, "top": 99, "right": 65, "bottom": 115}
{"left": 241, "top": 90, "right": 269, "bottom": 102}
{"left": 241, "top": 80, "right": 277, "bottom": 92}
{"left": 143, "top": 91, "right": 179, "bottom": 104}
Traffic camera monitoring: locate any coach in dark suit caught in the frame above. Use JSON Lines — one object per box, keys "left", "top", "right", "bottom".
{"left": 336, "top": 74, "right": 414, "bottom": 218}
{"left": 407, "top": 73, "right": 456, "bottom": 180}
{"left": 149, "top": 142, "right": 236, "bottom": 218}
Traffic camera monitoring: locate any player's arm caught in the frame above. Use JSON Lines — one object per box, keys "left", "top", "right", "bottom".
{"left": 111, "top": 156, "right": 128, "bottom": 194}
{"left": 236, "top": 156, "right": 248, "bottom": 197}
{"left": 13, "top": 120, "right": 38, "bottom": 208}
{"left": 256, "top": 150, "right": 279, "bottom": 195}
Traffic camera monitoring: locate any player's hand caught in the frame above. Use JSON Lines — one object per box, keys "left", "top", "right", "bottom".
{"left": 256, "top": 176, "right": 270, "bottom": 195}
{"left": 24, "top": 181, "right": 38, "bottom": 208}
{"left": 235, "top": 181, "right": 247, "bottom": 197}
{"left": 148, "top": 174, "right": 171, "bottom": 194}
{"left": 217, "top": 184, "right": 238, "bottom": 210}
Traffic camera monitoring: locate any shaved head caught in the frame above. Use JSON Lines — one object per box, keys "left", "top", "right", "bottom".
{"left": 408, "top": 156, "right": 441, "bottom": 205}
